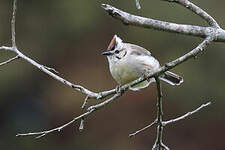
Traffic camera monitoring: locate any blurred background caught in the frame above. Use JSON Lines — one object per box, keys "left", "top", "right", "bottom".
{"left": 0, "top": 0, "right": 225, "bottom": 150}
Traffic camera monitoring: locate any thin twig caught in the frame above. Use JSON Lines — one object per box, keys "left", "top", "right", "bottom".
{"left": 11, "top": 0, "right": 17, "bottom": 48}
{"left": 129, "top": 101, "right": 211, "bottom": 139}
{"left": 0, "top": 46, "right": 15, "bottom": 51}
{"left": 81, "top": 95, "right": 89, "bottom": 109}
{"left": 153, "top": 77, "right": 167, "bottom": 150}
{"left": 129, "top": 119, "right": 157, "bottom": 137}
{"left": 163, "top": 101, "right": 211, "bottom": 125}
{"left": 0, "top": 55, "right": 19, "bottom": 66}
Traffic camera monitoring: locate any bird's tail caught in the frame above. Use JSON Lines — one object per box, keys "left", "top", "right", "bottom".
{"left": 159, "top": 71, "right": 183, "bottom": 86}
{"left": 129, "top": 71, "right": 183, "bottom": 91}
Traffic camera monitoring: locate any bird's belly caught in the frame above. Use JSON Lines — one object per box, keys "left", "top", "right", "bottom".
{"left": 110, "top": 63, "right": 142, "bottom": 85}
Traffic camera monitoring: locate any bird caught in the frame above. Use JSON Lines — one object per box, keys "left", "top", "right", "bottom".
{"left": 102, "top": 35, "right": 183, "bottom": 91}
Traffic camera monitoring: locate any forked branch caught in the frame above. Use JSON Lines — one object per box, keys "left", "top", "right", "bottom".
{"left": 129, "top": 101, "right": 211, "bottom": 138}
{"left": 152, "top": 78, "right": 167, "bottom": 150}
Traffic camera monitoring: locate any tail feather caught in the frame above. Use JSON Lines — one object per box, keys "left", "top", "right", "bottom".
{"left": 159, "top": 71, "right": 183, "bottom": 86}
{"left": 129, "top": 71, "right": 183, "bottom": 91}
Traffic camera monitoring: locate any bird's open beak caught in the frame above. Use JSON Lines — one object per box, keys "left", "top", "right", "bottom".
{"left": 101, "top": 51, "right": 113, "bottom": 56}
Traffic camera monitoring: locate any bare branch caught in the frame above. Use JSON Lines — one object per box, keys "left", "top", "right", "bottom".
{"left": 129, "top": 119, "right": 157, "bottom": 137}
{"left": 0, "top": 55, "right": 20, "bottom": 67}
{"left": 101, "top": 4, "right": 225, "bottom": 42}
{"left": 153, "top": 77, "right": 166, "bottom": 149}
{"left": 0, "top": 46, "right": 15, "bottom": 52}
{"left": 16, "top": 109, "right": 94, "bottom": 138}
{"left": 163, "top": 101, "right": 211, "bottom": 126}
{"left": 16, "top": 93, "right": 121, "bottom": 138}
{"left": 16, "top": 50, "right": 101, "bottom": 98}
{"left": 128, "top": 101, "right": 211, "bottom": 138}
{"left": 11, "top": 0, "right": 17, "bottom": 48}
{"left": 81, "top": 95, "right": 89, "bottom": 109}
{"left": 164, "top": 0, "right": 220, "bottom": 28}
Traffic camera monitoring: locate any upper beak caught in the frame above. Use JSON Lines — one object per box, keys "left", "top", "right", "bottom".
{"left": 101, "top": 51, "right": 113, "bottom": 56}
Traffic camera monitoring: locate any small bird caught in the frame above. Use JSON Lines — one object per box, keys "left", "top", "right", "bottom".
{"left": 102, "top": 35, "right": 183, "bottom": 91}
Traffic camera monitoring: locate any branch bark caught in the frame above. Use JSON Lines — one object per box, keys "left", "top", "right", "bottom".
{"left": 101, "top": 4, "right": 225, "bottom": 42}
{"left": 11, "top": 0, "right": 17, "bottom": 48}
{"left": 152, "top": 78, "right": 168, "bottom": 150}
{"left": 163, "top": 101, "right": 211, "bottom": 126}
{"left": 0, "top": 55, "right": 19, "bottom": 67}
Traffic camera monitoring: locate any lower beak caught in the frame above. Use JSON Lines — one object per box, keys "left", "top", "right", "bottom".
{"left": 101, "top": 51, "right": 113, "bottom": 56}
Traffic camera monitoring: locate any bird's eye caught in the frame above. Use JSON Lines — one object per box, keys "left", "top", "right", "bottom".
{"left": 115, "top": 50, "right": 119, "bottom": 54}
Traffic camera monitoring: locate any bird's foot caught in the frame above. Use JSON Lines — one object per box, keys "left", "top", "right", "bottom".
{"left": 116, "top": 84, "right": 121, "bottom": 93}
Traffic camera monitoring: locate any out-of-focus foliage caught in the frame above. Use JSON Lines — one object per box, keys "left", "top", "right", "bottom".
{"left": 0, "top": 0, "right": 225, "bottom": 150}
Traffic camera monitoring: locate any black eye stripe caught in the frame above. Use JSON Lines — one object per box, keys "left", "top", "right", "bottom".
{"left": 115, "top": 50, "right": 119, "bottom": 54}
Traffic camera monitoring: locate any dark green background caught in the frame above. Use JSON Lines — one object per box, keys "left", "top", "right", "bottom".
{"left": 0, "top": 0, "right": 225, "bottom": 150}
